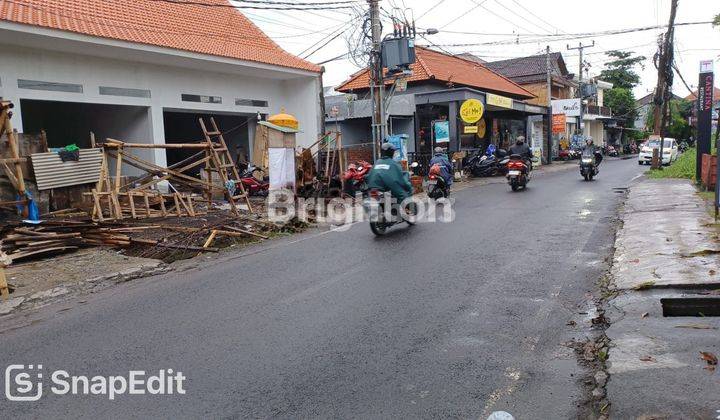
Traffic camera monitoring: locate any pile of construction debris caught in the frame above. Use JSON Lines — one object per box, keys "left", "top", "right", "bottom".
{"left": 0, "top": 211, "right": 299, "bottom": 265}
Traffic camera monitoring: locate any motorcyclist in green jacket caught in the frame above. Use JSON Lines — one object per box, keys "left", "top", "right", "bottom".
{"left": 366, "top": 142, "right": 413, "bottom": 203}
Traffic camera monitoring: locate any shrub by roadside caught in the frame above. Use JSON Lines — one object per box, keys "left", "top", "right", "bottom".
{"left": 646, "top": 147, "right": 696, "bottom": 180}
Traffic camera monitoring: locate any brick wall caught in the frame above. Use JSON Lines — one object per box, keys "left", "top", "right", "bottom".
{"left": 345, "top": 144, "right": 374, "bottom": 163}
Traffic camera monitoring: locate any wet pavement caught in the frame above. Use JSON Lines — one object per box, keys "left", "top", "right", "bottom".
{"left": 605, "top": 178, "right": 720, "bottom": 419}
{"left": 0, "top": 159, "right": 643, "bottom": 418}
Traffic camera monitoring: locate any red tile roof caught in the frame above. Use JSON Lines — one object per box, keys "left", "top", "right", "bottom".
{"left": 0, "top": 0, "right": 320, "bottom": 73}
{"left": 684, "top": 86, "right": 720, "bottom": 101}
{"left": 337, "top": 47, "right": 535, "bottom": 99}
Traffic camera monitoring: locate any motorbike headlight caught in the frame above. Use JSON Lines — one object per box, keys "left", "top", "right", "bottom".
{"left": 581, "top": 158, "right": 593, "bottom": 163}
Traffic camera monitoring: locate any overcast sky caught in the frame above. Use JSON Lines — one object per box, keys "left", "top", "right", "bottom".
{"left": 244, "top": 0, "right": 720, "bottom": 99}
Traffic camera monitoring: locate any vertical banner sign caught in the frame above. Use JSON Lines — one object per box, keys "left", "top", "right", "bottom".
{"left": 433, "top": 120, "right": 450, "bottom": 144}
{"left": 696, "top": 60, "right": 714, "bottom": 185}
{"left": 552, "top": 114, "right": 567, "bottom": 134}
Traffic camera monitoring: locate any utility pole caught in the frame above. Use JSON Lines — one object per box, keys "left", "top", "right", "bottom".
{"left": 567, "top": 41, "right": 594, "bottom": 138}
{"left": 368, "top": 0, "right": 384, "bottom": 160}
{"left": 651, "top": 0, "right": 678, "bottom": 168}
{"left": 546, "top": 45, "right": 552, "bottom": 164}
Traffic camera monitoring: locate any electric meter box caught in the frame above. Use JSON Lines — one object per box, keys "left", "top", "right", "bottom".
{"left": 381, "top": 38, "right": 416, "bottom": 74}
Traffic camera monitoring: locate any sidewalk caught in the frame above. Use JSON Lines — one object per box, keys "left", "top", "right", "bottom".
{"left": 604, "top": 178, "right": 720, "bottom": 418}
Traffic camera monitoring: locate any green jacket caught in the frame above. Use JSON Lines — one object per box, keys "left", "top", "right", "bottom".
{"left": 366, "top": 157, "right": 413, "bottom": 202}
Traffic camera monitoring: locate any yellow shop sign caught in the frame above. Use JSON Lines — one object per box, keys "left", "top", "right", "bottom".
{"left": 460, "top": 99, "right": 484, "bottom": 124}
{"left": 486, "top": 93, "right": 513, "bottom": 109}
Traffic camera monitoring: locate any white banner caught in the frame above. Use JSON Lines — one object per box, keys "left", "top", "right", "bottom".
{"left": 268, "top": 148, "right": 296, "bottom": 191}
{"left": 551, "top": 99, "right": 581, "bottom": 117}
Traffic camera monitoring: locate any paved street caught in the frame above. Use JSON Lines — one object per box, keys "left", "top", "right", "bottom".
{"left": 1, "top": 159, "right": 644, "bottom": 419}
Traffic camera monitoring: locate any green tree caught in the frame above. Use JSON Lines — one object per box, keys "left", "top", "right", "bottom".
{"left": 714, "top": 13, "right": 720, "bottom": 26}
{"left": 604, "top": 88, "right": 637, "bottom": 121}
{"left": 645, "top": 99, "right": 693, "bottom": 139}
{"left": 599, "top": 50, "right": 647, "bottom": 90}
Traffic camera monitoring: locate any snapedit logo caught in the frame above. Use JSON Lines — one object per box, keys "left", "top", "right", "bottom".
{"left": 5, "top": 364, "right": 186, "bottom": 401}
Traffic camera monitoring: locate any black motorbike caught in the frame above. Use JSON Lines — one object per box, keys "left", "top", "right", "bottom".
{"left": 427, "top": 172, "right": 449, "bottom": 199}
{"left": 580, "top": 149, "right": 600, "bottom": 181}
{"left": 468, "top": 149, "right": 509, "bottom": 177}
{"left": 364, "top": 190, "right": 416, "bottom": 236}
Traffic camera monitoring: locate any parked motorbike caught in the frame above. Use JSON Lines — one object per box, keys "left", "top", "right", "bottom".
{"left": 240, "top": 165, "right": 269, "bottom": 196}
{"left": 342, "top": 160, "right": 372, "bottom": 196}
{"left": 605, "top": 145, "right": 619, "bottom": 157}
{"left": 506, "top": 154, "right": 532, "bottom": 192}
{"left": 427, "top": 163, "right": 449, "bottom": 199}
{"left": 468, "top": 148, "right": 509, "bottom": 177}
{"left": 580, "top": 149, "right": 600, "bottom": 181}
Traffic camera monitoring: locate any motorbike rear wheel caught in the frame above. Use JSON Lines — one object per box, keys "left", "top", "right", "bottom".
{"left": 428, "top": 185, "right": 448, "bottom": 199}
{"left": 370, "top": 222, "right": 387, "bottom": 236}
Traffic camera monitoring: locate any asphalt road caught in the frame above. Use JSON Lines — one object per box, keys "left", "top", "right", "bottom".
{"left": 1, "top": 159, "right": 644, "bottom": 419}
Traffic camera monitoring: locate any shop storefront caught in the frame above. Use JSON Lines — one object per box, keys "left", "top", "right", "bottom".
{"left": 414, "top": 87, "right": 548, "bottom": 162}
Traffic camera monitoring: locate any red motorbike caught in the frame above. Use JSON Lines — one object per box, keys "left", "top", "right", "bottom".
{"left": 342, "top": 161, "right": 372, "bottom": 196}
{"left": 506, "top": 154, "right": 531, "bottom": 192}
{"left": 240, "top": 165, "right": 269, "bottom": 196}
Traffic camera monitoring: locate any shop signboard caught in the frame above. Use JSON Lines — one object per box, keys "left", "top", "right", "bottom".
{"left": 695, "top": 60, "right": 715, "bottom": 203}
{"left": 551, "top": 99, "right": 581, "bottom": 117}
{"left": 552, "top": 114, "right": 566, "bottom": 134}
{"left": 464, "top": 125, "right": 478, "bottom": 134}
{"left": 387, "top": 134, "right": 408, "bottom": 163}
{"left": 460, "top": 99, "right": 484, "bottom": 124}
{"left": 486, "top": 94, "right": 513, "bottom": 109}
{"left": 433, "top": 120, "right": 450, "bottom": 144}
{"left": 531, "top": 119, "right": 544, "bottom": 166}
{"left": 477, "top": 119, "right": 487, "bottom": 138}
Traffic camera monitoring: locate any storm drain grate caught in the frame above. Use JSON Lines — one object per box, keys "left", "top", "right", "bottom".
{"left": 661, "top": 298, "right": 720, "bottom": 317}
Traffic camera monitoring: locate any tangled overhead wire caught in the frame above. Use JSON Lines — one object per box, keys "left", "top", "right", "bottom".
{"left": 344, "top": 6, "right": 374, "bottom": 68}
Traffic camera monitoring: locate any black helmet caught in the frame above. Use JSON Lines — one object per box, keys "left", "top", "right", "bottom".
{"left": 380, "top": 142, "right": 396, "bottom": 158}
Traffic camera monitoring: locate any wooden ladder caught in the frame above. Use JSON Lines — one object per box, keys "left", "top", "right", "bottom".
{"left": 199, "top": 117, "right": 254, "bottom": 214}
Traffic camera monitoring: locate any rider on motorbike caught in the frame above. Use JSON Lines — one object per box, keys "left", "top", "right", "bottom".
{"left": 366, "top": 142, "right": 413, "bottom": 204}
{"left": 429, "top": 146, "right": 453, "bottom": 190}
{"left": 583, "top": 137, "right": 603, "bottom": 165}
{"left": 507, "top": 136, "right": 533, "bottom": 170}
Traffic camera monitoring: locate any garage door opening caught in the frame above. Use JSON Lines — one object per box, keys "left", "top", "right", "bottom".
{"left": 20, "top": 99, "right": 151, "bottom": 149}
{"left": 163, "top": 110, "right": 253, "bottom": 176}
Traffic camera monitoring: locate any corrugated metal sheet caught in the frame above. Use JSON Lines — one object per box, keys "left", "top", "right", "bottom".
{"left": 31, "top": 149, "right": 103, "bottom": 190}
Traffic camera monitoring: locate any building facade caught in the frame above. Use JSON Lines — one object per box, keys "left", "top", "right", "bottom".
{"left": 484, "top": 52, "right": 575, "bottom": 107}
{"left": 327, "top": 47, "right": 548, "bottom": 163}
{"left": 0, "top": 0, "right": 322, "bottom": 174}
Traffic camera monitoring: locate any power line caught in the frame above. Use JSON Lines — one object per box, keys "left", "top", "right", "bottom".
{"left": 428, "top": 21, "right": 712, "bottom": 47}
{"left": 426, "top": 20, "right": 712, "bottom": 37}
{"left": 301, "top": 19, "right": 358, "bottom": 59}
{"left": 510, "top": 0, "right": 565, "bottom": 35}
{"left": 438, "top": 0, "right": 488, "bottom": 30}
{"left": 473, "top": 0, "right": 542, "bottom": 36}
{"left": 146, "top": 0, "right": 362, "bottom": 10}
{"left": 416, "top": 0, "right": 446, "bottom": 21}
{"left": 317, "top": 51, "right": 351, "bottom": 65}
{"left": 491, "top": 0, "right": 554, "bottom": 35}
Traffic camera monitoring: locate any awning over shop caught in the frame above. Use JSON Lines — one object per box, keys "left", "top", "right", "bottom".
{"left": 414, "top": 87, "right": 547, "bottom": 115}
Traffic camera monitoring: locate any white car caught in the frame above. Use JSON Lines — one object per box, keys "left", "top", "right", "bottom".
{"left": 638, "top": 138, "right": 678, "bottom": 165}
